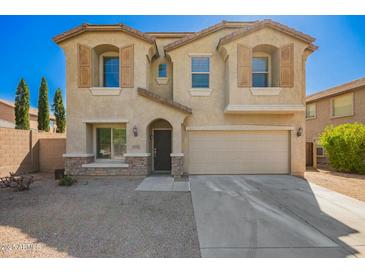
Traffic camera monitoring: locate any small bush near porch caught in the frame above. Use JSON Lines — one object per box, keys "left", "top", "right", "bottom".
{"left": 320, "top": 122, "right": 365, "bottom": 174}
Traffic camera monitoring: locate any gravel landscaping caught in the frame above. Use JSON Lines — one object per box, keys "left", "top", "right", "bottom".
{"left": 0, "top": 174, "right": 200, "bottom": 258}
{"left": 305, "top": 168, "right": 365, "bottom": 202}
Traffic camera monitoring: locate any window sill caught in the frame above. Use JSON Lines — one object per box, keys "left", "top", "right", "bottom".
{"left": 155, "top": 77, "right": 168, "bottom": 85}
{"left": 330, "top": 114, "right": 354, "bottom": 119}
{"left": 306, "top": 116, "right": 317, "bottom": 120}
{"left": 89, "top": 87, "right": 121, "bottom": 96}
{"left": 189, "top": 88, "right": 212, "bottom": 97}
{"left": 250, "top": 87, "right": 281, "bottom": 96}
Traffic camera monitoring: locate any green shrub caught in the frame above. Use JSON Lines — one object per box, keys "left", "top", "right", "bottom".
{"left": 319, "top": 123, "right": 365, "bottom": 174}
{"left": 58, "top": 175, "right": 77, "bottom": 186}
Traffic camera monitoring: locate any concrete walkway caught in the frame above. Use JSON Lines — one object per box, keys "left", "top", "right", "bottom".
{"left": 190, "top": 175, "right": 365, "bottom": 258}
{"left": 136, "top": 176, "right": 190, "bottom": 192}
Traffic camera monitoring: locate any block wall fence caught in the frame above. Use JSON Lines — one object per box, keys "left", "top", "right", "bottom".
{"left": 0, "top": 127, "right": 66, "bottom": 177}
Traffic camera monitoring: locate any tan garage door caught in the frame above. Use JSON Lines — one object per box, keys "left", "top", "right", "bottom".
{"left": 188, "top": 130, "right": 290, "bottom": 174}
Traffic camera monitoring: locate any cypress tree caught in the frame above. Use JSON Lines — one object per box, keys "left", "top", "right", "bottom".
{"left": 14, "top": 78, "right": 30, "bottom": 130}
{"left": 52, "top": 88, "right": 66, "bottom": 133}
{"left": 37, "top": 77, "right": 50, "bottom": 132}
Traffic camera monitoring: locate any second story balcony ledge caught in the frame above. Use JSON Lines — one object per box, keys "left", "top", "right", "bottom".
{"left": 224, "top": 104, "right": 305, "bottom": 114}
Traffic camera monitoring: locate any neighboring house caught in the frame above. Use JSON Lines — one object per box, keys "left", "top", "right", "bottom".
{"left": 0, "top": 99, "right": 57, "bottom": 132}
{"left": 306, "top": 77, "right": 365, "bottom": 168}
{"left": 53, "top": 19, "right": 317, "bottom": 177}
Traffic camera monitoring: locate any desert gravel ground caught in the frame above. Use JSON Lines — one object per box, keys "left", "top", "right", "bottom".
{"left": 0, "top": 174, "right": 200, "bottom": 258}
{"left": 305, "top": 168, "right": 365, "bottom": 202}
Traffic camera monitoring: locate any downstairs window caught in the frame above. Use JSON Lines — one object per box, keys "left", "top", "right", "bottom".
{"left": 96, "top": 127, "right": 126, "bottom": 160}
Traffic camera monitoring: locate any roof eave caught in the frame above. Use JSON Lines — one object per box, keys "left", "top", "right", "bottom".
{"left": 306, "top": 77, "right": 365, "bottom": 103}
{"left": 164, "top": 20, "right": 256, "bottom": 53}
{"left": 217, "top": 19, "right": 316, "bottom": 50}
{"left": 53, "top": 23, "right": 155, "bottom": 45}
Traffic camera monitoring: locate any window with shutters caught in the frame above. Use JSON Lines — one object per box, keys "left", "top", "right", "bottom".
{"left": 103, "top": 57, "right": 119, "bottom": 87}
{"left": 91, "top": 44, "right": 120, "bottom": 88}
{"left": 331, "top": 93, "right": 353, "bottom": 118}
{"left": 251, "top": 45, "right": 280, "bottom": 88}
{"left": 252, "top": 57, "right": 269, "bottom": 87}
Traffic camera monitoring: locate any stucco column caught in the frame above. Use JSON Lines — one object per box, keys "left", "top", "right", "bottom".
{"left": 172, "top": 122, "right": 182, "bottom": 154}
{"left": 171, "top": 122, "right": 184, "bottom": 177}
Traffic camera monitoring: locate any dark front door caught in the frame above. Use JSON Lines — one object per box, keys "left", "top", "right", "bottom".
{"left": 306, "top": 142, "right": 313, "bottom": 167}
{"left": 153, "top": 130, "right": 172, "bottom": 171}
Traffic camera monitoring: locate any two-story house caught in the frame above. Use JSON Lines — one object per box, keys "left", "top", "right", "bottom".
{"left": 306, "top": 77, "right": 365, "bottom": 168}
{"left": 53, "top": 19, "right": 317, "bottom": 177}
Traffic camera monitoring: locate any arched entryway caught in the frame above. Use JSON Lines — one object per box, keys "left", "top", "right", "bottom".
{"left": 147, "top": 119, "right": 173, "bottom": 173}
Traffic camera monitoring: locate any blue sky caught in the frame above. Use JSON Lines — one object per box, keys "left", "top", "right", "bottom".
{"left": 0, "top": 15, "right": 364, "bottom": 108}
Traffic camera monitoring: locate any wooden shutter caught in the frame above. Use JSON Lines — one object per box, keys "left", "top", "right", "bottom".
{"left": 120, "top": 45, "right": 134, "bottom": 88}
{"left": 237, "top": 44, "right": 251, "bottom": 87}
{"left": 280, "top": 44, "right": 294, "bottom": 88}
{"left": 77, "top": 44, "right": 91, "bottom": 88}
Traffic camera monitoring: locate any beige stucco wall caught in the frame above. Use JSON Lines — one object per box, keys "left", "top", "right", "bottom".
{"left": 148, "top": 38, "right": 178, "bottom": 99}
{"left": 166, "top": 27, "right": 309, "bottom": 176}
{"left": 59, "top": 32, "right": 187, "bottom": 156}
{"left": 59, "top": 26, "right": 313, "bottom": 176}
{"left": 306, "top": 87, "right": 365, "bottom": 143}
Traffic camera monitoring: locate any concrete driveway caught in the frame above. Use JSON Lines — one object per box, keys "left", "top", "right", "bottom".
{"left": 190, "top": 175, "right": 365, "bottom": 258}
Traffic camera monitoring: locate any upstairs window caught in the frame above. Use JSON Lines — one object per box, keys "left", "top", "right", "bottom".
{"left": 252, "top": 57, "right": 269, "bottom": 87}
{"left": 332, "top": 93, "right": 353, "bottom": 118}
{"left": 306, "top": 103, "right": 316, "bottom": 119}
{"left": 191, "top": 57, "right": 210, "bottom": 88}
{"left": 103, "top": 57, "right": 119, "bottom": 87}
{"left": 158, "top": 64, "right": 167, "bottom": 78}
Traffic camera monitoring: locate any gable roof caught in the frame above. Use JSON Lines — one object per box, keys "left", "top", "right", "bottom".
{"left": 217, "top": 20, "right": 317, "bottom": 50}
{"left": 53, "top": 23, "right": 155, "bottom": 44}
{"left": 306, "top": 77, "right": 365, "bottom": 103}
{"left": 145, "top": 32, "right": 194, "bottom": 39}
{"left": 163, "top": 20, "right": 256, "bottom": 52}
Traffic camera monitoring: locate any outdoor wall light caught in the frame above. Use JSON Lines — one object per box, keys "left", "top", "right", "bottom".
{"left": 133, "top": 126, "right": 138, "bottom": 137}
{"left": 297, "top": 126, "right": 303, "bottom": 137}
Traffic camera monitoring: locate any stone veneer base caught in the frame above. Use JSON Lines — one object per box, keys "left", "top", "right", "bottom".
{"left": 64, "top": 156, "right": 151, "bottom": 176}
{"left": 171, "top": 156, "right": 184, "bottom": 178}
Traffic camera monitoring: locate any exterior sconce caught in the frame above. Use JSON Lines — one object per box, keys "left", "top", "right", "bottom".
{"left": 297, "top": 126, "right": 303, "bottom": 137}
{"left": 133, "top": 126, "right": 138, "bottom": 137}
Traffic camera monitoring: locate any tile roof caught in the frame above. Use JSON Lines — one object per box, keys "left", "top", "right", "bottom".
{"left": 163, "top": 20, "right": 255, "bottom": 52}
{"left": 145, "top": 32, "right": 194, "bottom": 39}
{"left": 306, "top": 77, "right": 365, "bottom": 103}
{"left": 137, "top": 88, "right": 192, "bottom": 114}
{"left": 217, "top": 19, "right": 317, "bottom": 50}
{"left": 53, "top": 24, "right": 155, "bottom": 44}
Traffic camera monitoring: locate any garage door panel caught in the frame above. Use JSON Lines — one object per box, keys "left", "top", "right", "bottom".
{"left": 190, "top": 141, "right": 288, "bottom": 152}
{"left": 188, "top": 130, "right": 290, "bottom": 174}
